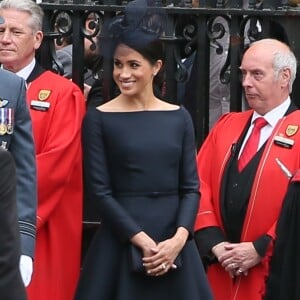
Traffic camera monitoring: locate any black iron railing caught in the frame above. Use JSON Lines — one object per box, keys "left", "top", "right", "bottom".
{"left": 36, "top": 0, "right": 300, "bottom": 257}
{"left": 38, "top": 1, "right": 300, "bottom": 146}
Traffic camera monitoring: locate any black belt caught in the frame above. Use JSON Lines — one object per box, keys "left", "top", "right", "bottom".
{"left": 113, "top": 190, "right": 178, "bottom": 197}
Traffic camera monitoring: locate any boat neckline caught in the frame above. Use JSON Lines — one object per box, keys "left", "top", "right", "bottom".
{"left": 95, "top": 106, "right": 182, "bottom": 113}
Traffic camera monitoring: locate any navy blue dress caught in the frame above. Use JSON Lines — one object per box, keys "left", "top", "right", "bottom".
{"left": 75, "top": 106, "right": 213, "bottom": 300}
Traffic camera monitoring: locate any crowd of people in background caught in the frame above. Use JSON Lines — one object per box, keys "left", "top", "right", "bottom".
{"left": 0, "top": 0, "right": 300, "bottom": 299}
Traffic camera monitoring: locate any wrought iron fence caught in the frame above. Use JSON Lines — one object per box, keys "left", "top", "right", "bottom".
{"left": 38, "top": 0, "right": 300, "bottom": 147}
{"left": 36, "top": 0, "right": 300, "bottom": 254}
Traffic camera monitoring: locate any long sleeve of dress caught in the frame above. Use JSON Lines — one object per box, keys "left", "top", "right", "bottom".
{"left": 177, "top": 108, "right": 200, "bottom": 237}
{"left": 82, "top": 109, "right": 143, "bottom": 242}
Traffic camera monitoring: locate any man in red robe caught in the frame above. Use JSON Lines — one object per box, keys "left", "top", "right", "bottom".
{"left": 195, "top": 38, "right": 300, "bottom": 300}
{"left": 0, "top": 1, "right": 85, "bottom": 299}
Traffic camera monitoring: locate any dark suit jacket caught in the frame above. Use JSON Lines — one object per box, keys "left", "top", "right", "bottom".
{"left": 0, "top": 68, "right": 37, "bottom": 258}
{"left": 0, "top": 149, "right": 27, "bottom": 300}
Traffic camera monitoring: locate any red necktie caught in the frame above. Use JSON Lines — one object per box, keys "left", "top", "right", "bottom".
{"left": 238, "top": 117, "right": 268, "bottom": 172}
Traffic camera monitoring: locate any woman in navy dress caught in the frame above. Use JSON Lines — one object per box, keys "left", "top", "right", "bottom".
{"left": 75, "top": 1, "right": 213, "bottom": 299}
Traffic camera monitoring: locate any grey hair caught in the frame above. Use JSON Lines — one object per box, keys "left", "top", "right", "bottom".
{"left": 273, "top": 51, "right": 297, "bottom": 93}
{"left": 250, "top": 38, "right": 297, "bottom": 93}
{"left": 0, "top": 0, "right": 44, "bottom": 32}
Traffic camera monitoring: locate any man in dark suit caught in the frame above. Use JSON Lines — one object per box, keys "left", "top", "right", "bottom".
{"left": 0, "top": 15, "right": 37, "bottom": 288}
{"left": 0, "top": 148, "right": 27, "bottom": 300}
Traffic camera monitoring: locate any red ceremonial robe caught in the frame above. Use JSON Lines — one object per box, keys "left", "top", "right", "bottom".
{"left": 26, "top": 71, "right": 86, "bottom": 300}
{"left": 195, "top": 109, "right": 300, "bottom": 300}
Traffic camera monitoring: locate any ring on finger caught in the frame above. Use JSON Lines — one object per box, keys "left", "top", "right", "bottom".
{"left": 161, "top": 263, "right": 166, "bottom": 270}
{"left": 231, "top": 263, "right": 237, "bottom": 269}
{"left": 237, "top": 269, "right": 243, "bottom": 274}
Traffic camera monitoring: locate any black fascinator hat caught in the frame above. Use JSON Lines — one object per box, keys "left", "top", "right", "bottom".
{"left": 100, "top": 0, "right": 165, "bottom": 63}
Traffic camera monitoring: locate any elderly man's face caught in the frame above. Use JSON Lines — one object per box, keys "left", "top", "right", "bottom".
{"left": 0, "top": 9, "right": 43, "bottom": 72}
{"left": 239, "top": 42, "right": 291, "bottom": 115}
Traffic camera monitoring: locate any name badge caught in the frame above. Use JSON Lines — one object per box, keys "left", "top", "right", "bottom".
{"left": 30, "top": 100, "right": 51, "bottom": 111}
{"left": 274, "top": 135, "right": 294, "bottom": 149}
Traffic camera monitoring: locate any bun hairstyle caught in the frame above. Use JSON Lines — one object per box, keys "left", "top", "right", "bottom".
{"left": 100, "top": 0, "right": 165, "bottom": 65}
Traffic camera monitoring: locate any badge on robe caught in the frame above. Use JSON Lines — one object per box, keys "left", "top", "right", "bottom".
{"left": 30, "top": 89, "right": 51, "bottom": 111}
{"left": 286, "top": 125, "right": 298, "bottom": 137}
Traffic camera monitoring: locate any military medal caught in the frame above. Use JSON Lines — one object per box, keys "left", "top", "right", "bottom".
{"left": 0, "top": 123, "right": 7, "bottom": 135}
{"left": 6, "top": 124, "right": 13, "bottom": 134}
{"left": 6, "top": 108, "right": 14, "bottom": 134}
{"left": 0, "top": 108, "right": 6, "bottom": 135}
